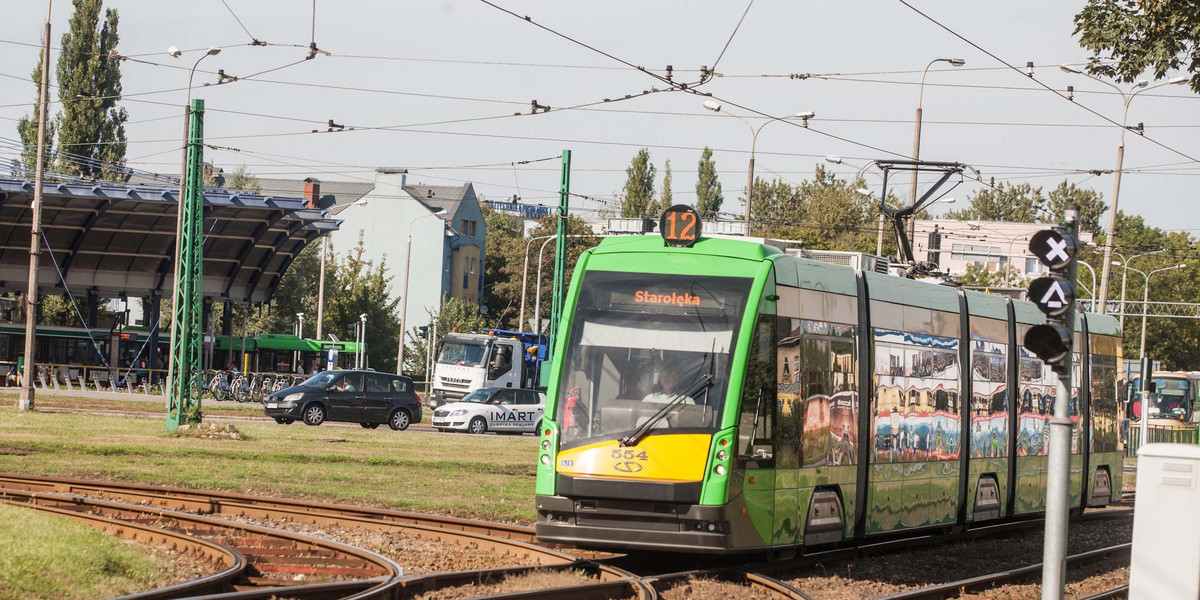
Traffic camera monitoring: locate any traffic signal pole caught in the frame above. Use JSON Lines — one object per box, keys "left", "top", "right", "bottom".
{"left": 1038, "top": 206, "right": 1079, "bottom": 600}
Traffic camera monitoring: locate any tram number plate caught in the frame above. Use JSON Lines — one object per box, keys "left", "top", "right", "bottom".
{"left": 266, "top": 402, "right": 278, "bottom": 409}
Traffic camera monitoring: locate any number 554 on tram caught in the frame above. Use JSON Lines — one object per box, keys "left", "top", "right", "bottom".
{"left": 534, "top": 206, "right": 1123, "bottom": 553}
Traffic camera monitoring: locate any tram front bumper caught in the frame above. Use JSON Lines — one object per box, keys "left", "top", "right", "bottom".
{"left": 534, "top": 494, "right": 747, "bottom": 553}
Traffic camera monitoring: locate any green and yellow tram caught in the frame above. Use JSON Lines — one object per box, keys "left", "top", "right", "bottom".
{"left": 534, "top": 211, "right": 1122, "bottom": 553}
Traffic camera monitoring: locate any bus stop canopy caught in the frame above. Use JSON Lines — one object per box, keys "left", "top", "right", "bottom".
{"left": 0, "top": 178, "right": 339, "bottom": 304}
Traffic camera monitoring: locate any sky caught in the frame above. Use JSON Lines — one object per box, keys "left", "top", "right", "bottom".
{"left": 2, "top": 0, "right": 1198, "bottom": 233}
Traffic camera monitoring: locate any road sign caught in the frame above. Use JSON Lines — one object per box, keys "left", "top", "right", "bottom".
{"left": 1028, "top": 276, "right": 1075, "bottom": 317}
{"left": 1029, "top": 229, "right": 1077, "bottom": 270}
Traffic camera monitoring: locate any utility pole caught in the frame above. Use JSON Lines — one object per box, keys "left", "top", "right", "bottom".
{"left": 20, "top": 0, "right": 53, "bottom": 411}
{"left": 316, "top": 235, "right": 326, "bottom": 340}
{"left": 166, "top": 99, "right": 206, "bottom": 430}
{"left": 549, "top": 150, "right": 571, "bottom": 368}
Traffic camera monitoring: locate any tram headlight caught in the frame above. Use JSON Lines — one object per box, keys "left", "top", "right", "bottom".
{"left": 540, "top": 454, "right": 551, "bottom": 465}
{"left": 717, "top": 450, "right": 728, "bottom": 461}
{"left": 541, "top": 440, "right": 551, "bottom": 451}
{"left": 714, "top": 465, "right": 726, "bottom": 476}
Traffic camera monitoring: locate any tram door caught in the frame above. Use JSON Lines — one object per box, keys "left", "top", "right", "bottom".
{"left": 737, "top": 311, "right": 781, "bottom": 545}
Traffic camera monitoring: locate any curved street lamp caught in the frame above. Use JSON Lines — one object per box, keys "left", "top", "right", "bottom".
{"left": 396, "top": 208, "right": 448, "bottom": 375}
{"left": 703, "top": 101, "right": 814, "bottom": 235}
{"left": 1119, "top": 262, "right": 1188, "bottom": 447}
{"left": 1110, "top": 249, "right": 1165, "bottom": 330}
{"left": 909, "top": 58, "right": 965, "bottom": 241}
{"left": 1059, "top": 65, "right": 1187, "bottom": 313}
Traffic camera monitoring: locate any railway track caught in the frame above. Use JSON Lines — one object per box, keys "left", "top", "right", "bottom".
{"left": 1, "top": 473, "right": 1134, "bottom": 599}
{"left": 0, "top": 487, "right": 403, "bottom": 599}
{"left": 867, "top": 543, "right": 1131, "bottom": 600}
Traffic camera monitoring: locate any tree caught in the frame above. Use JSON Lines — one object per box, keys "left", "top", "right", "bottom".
{"left": 50, "top": 0, "right": 129, "bottom": 179}
{"left": 695, "top": 147, "right": 723, "bottom": 219}
{"left": 14, "top": 47, "right": 56, "bottom": 177}
{"left": 481, "top": 204, "right": 525, "bottom": 328}
{"left": 225, "top": 165, "right": 262, "bottom": 193}
{"left": 945, "top": 182, "right": 1043, "bottom": 223}
{"left": 324, "top": 236, "right": 402, "bottom": 373}
{"left": 526, "top": 215, "right": 600, "bottom": 332}
{"left": 620, "top": 148, "right": 657, "bottom": 218}
{"left": 403, "top": 296, "right": 491, "bottom": 377}
{"left": 1074, "top": 1, "right": 1200, "bottom": 94}
{"left": 659, "top": 159, "right": 673, "bottom": 212}
{"left": 945, "top": 181, "right": 1106, "bottom": 231}
{"left": 1046, "top": 181, "right": 1107, "bottom": 233}
{"left": 957, "top": 263, "right": 1026, "bottom": 289}
{"left": 749, "top": 165, "right": 880, "bottom": 252}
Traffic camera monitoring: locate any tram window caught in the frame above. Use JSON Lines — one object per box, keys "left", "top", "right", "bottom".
{"left": 738, "top": 314, "right": 776, "bottom": 466}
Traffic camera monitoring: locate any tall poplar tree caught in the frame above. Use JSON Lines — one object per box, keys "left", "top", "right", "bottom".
{"left": 14, "top": 48, "right": 56, "bottom": 177}
{"left": 620, "top": 148, "right": 657, "bottom": 218}
{"left": 695, "top": 147, "right": 723, "bottom": 219}
{"left": 659, "top": 159, "right": 673, "bottom": 213}
{"left": 51, "top": 0, "right": 129, "bottom": 179}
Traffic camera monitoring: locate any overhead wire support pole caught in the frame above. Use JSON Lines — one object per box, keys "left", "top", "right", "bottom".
{"left": 20, "top": 0, "right": 52, "bottom": 411}
{"left": 550, "top": 150, "right": 571, "bottom": 350}
{"left": 166, "top": 99, "right": 206, "bottom": 430}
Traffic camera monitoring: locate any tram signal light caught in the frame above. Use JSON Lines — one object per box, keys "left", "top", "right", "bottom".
{"left": 1024, "top": 220, "right": 1079, "bottom": 372}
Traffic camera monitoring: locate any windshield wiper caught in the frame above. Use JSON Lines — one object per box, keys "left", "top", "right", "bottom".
{"left": 619, "top": 374, "right": 713, "bottom": 447}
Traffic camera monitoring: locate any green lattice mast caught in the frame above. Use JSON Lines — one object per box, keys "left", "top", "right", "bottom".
{"left": 166, "top": 98, "right": 206, "bottom": 429}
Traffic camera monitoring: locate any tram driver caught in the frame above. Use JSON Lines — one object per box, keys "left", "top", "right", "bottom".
{"left": 643, "top": 357, "right": 695, "bottom": 404}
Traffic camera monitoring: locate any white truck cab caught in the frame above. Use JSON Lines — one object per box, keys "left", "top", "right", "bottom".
{"left": 429, "top": 333, "right": 531, "bottom": 409}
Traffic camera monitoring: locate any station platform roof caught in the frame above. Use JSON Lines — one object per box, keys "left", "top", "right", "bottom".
{"left": 0, "top": 178, "right": 340, "bottom": 304}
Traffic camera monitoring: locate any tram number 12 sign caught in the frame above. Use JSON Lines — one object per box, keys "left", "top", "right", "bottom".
{"left": 660, "top": 204, "right": 701, "bottom": 248}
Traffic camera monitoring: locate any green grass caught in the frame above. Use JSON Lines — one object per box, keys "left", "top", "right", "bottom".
{"left": 0, "top": 399, "right": 540, "bottom": 524}
{"left": 0, "top": 503, "right": 169, "bottom": 600}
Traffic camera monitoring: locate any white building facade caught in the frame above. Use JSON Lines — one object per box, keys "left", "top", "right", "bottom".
{"left": 912, "top": 219, "right": 1094, "bottom": 281}
{"left": 329, "top": 169, "right": 486, "bottom": 330}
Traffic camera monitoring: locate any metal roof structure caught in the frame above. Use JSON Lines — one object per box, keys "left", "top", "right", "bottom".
{"left": 0, "top": 177, "right": 341, "bottom": 304}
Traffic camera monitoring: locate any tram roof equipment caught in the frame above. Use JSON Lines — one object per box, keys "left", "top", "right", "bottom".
{"left": 0, "top": 177, "right": 341, "bottom": 304}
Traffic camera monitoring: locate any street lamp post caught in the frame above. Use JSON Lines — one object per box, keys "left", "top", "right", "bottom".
{"left": 168, "top": 46, "right": 221, "bottom": 225}
{"left": 359, "top": 313, "right": 367, "bottom": 370}
{"left": 1111, "top": 249, "right": 1164, "bottom": 330}
{"left": 703, "top": 101, "right": 814, "bottom": 235}
{"left": 1077, "top": 261, "right": 1097, "bottom": 306}
{"left": 909, "top": 57, "right": 966, "bottom": 242}
{"left": 1060, "top": 65, "right": 1187, "bottom": 313}
{"left": 294, "top": 312, "right": 304, "bottom": 372}
{"left": 395, "top": 208, "right": 447, "bottom": 375}
{"left": 1123, "top": 263, "right": 1188, "bottom": 447}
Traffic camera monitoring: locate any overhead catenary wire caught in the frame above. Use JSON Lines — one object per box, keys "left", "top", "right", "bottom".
{"left": 894, "top": 0, "right": 1200, "bottom": 166}
{"left": 218, "top": 0, "right": 260, "bottom": 44}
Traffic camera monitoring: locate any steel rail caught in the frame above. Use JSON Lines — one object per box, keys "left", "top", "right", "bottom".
{"left": 0, "top": 472, "right": 539, "bottom": 542}
{"left": 0, "top": 486, "right": 404, "bottom": 600}
{"left": 1078, "top": 585, "right": 1129, "bottom": 600}
{"left": 641, "top": 566, "right": 815, "bottom": 600}
{"left": 867, "top": 543, "right": 1131, "bottom": 600}
{"left": 0, "top": 498, "right": 247, "bottom": 600}
{"left": 0, "top": 474, "right": 642, "bottom": 599}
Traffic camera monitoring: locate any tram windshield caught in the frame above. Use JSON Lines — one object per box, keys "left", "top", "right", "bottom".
{"left": 1131, "top": 376, "right": 1192, "bottom": 421}
{"left": 555, "top": 271, "right": 753, "bottom": 448}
